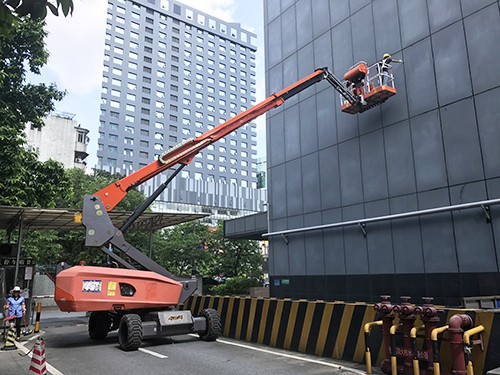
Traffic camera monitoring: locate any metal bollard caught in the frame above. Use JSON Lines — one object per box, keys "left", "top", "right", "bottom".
{"left": 34, "top": 302, "right": 42, "bottom": 333}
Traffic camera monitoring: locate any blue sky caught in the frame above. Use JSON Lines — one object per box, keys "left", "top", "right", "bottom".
{"left": 30, "top": 0, "right": 266, "bottom": 168}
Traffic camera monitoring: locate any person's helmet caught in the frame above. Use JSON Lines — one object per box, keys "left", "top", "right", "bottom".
{"left": 12, "top": 286, "right": 21, "bottom": 292}
{"left": 383, "top": 53, "right": 391, "bottom": 59}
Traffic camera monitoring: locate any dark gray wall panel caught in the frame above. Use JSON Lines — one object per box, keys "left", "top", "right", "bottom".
{"left": 427, "top": 0, "right": 462, "bottom": 32}
{"left": 360, "top": 129, "right": 388, "bottom": 201}
{"left": 403, "top": 38, "right": 438, "bottom": 117}
{"left": 381, "top": 63, "right": 408, "bottom": 127}
{"left": 350, "top": 0, "right": 370, "bottom": 14}
{"left": 316, "top": 87, "right": 337, "bottom": 149}
{"left": 432, "top": 22, "right": 472, "bottom": 106}
{"left": 322, "top": 208, "right": 345, "bottom": 274}
{"left": 319, "top": 145, "right": 341, "bottom": 209}
{"left": 331, "top": 19, "right": 353, "bottom": 76}
{"left": 487, "top": 178, "right": 500, "bottom": 269}
{"left": 304, "top": 212, "right": 325, "bottom": 274}
{"left": 281, "top": 5, "right": 298, "bottom": 59}
{"left": 398, "top": 1, "right": 429, "bottom": 48}
{"left": 384, "top": 121, "right": 416, "bottom": 196}
{"left": 475, "top": 86, "right": 500, "bottom": 179}
{"left": 299, "top": 95, "right": 318, "bottom": 155}
{"left": 358, "top": 104, "right": 382, "bottom": 136}
{"left": 339, "top": 138, "right": 364, "bottom": 205}
{"left": 464, "top": 4, "right": 500, "bottom": 93}
{"left": 301, "top": 152, "right": 321, "bottom": 213}
{"left": 282, "top": 53, "right": 299, "bottom": 107}
{"left": 285, "top": 158, "right": 303, "bottom": 216}
{"left": 269, "top": 112, "right": 285, "bottom": 166}
{"left": 284, "top": 104, "right": 301, "bottom": 161}
{"left": 440, "top": 98, "right": 484, "bottom": 186}
{"left": 288, "top": 215, "right": 306, "bottom": 275}
{"left": 410, "top": 110, "right": 447, "bottom": 191}
{"left": 372, "top": 0, "right": 401, "bottom": 58}
{"left": 280, "top": 0, "right": 295, "bottom": 12}
{"left": 337, "top": 104, "right": 359, "bottom": 143}
{"left": 390, "top": 194, "right": 424, "bottom": 273}
{"left": 351, "top": 4, "right": 376, "bottom": 65}
{"left": 342, "top": 204, "right": 369, "bottom": 274}
{"left": 461, "top": 0, "right": 497, "bottom": 17}
{"left": 313, "top": 31, "right": 333, "bottom": 70}
{"left": 329, "top": 0, "right": 350, "bottom": 27}
{"left": 311, "top": 0, "right": 331, "bottom": 38}
{"left": 270, "top": 240, "right": 289, "bottom": 275}
{"left": 270, "top": 163, "right": 287, "bottom": 218}
{"left": 297, "top": 43, "right": 316, "bottom": 101}
{"left": 266, "top": 0, "right": 281, "bottom": 22}
{"left": 268, "top": 63, "right": 284, "bottom": 97}
{"left": 267, "top": 17, "right": 282, "bottom": 68}
{"left": 296, "top": 0, "right": 313, "bottom": 49}
{"left": 418, "top": 188, "right": 458, "bottom": 273}
{"left": 365, "top": 200, "right": 394, "bottom": 274}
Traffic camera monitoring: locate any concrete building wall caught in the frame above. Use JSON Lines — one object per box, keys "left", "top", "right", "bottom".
{"left": 264, "top": 0, "right": 500, "bottom": 305}
{"left": 25, "top": 114, "right": 89, "bottom": 169}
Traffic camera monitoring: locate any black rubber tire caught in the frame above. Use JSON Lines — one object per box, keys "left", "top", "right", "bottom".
{"left": 89, "top": 312, "right": 111, "bottom": 340}
{"left": 198, "top": 308, "right": 222, "bottom": 341}
{"left": 118, "top": 314, "right": 143, "bottom": 351}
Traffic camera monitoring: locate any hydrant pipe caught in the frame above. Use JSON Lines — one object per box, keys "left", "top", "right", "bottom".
{"left": 410, "top": 325, "right": 425, "bottom": 375}
{"left": 364, "top": 321, "right": 383, "bottom": 375}
{"left": 463, "top": 325, "right": 484, "bottom": 375}
{"left": 431, "top": 325, "right": 449, "bottom": 375}
{"left": 449, "top": 314, "right": 473, "bottom": 375}
{"left": 390, "top": 324, "right": 399, "bottom": 375}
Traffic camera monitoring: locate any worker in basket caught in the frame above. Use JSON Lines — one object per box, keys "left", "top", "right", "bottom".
{"left": 4, "top": 286, "right": 26, "bottom": 341}
{"left": 378, "top": 53, "right": 403, "bottom": 86}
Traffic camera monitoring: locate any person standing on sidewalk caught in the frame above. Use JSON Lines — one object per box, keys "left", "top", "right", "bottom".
{"left": 4, "top": 286, "right": 26, "bottom": 341}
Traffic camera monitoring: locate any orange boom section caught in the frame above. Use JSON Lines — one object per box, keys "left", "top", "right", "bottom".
{"left": 55, "top": 266, "right": 183, "bottom": 312}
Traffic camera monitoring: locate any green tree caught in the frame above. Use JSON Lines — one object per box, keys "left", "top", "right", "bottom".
{"left": 206, "top": 227, "right": 262, "bottom": 279}
{"left": 0, "top": 18, "right": 68, "bottom": 208}
{"left": 0, "top": 0, "right": 73, "bottom": 36}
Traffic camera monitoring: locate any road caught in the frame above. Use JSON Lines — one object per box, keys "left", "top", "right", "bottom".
{"left": 7, "top": 310, "right": 369, "bottom": 375}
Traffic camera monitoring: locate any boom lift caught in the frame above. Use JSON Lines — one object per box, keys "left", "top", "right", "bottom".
{"left": 55, "top": 66, "right": 396, "bottom": 351}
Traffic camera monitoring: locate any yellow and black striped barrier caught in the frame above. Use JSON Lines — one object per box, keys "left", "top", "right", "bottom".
{"left": 183, "top": 296, "right": 500, "bottom": 373}
{"left": 34, "top": 302, "right": 42, "bottom": 333}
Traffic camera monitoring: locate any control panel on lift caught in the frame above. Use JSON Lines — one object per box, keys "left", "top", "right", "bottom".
{"left": 341, "top": 61, "right": 397, "bottom": 114}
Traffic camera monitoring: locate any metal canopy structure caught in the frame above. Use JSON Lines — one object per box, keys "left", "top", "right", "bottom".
{"left": 0, "top": 205, "right": 208, "bottom": 233}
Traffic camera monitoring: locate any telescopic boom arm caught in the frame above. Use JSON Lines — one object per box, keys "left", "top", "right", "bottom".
{"left": 94, "top": 67, "right": 358, "bottom": 211}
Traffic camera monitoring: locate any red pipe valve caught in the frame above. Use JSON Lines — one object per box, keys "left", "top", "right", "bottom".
{"left": 374, "top": 295, "right": 394, "bottom": 315}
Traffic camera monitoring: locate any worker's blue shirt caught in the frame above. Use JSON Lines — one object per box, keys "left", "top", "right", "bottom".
{"left": 7, "top": 295, "right": 25, "bottom": 318}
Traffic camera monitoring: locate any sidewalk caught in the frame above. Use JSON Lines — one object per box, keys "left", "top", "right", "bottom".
{"left": 0, "top": 342, "right": 34, "bottom": 375}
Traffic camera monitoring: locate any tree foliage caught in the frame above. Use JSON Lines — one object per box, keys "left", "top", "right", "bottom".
{"left": 0, "top": 18, "right": 68, "bottom": 208}
{"left": 0, "top": 0, "right": 73, "bottom": 36}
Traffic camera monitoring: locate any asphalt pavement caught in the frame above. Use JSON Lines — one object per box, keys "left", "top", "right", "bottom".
{"left": 1, "top": 308, "right": 371, "bottom": 375}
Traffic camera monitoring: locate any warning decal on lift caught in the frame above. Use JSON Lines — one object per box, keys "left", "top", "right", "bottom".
{"left": 82, "top": 280, "right": 102, "bottom": 293}
{"left": 107, "top": 281, "right": 117, "bottom": 296}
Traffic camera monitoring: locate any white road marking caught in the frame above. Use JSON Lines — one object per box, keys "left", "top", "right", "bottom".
{"left": 17, "top": 340, "right": 64, "bottom": 375}
{"left": 138, "top": 347, "right": 168, "bottom": 359}
{"left": 188, "top": 334, "right": 365, "bottom": 375}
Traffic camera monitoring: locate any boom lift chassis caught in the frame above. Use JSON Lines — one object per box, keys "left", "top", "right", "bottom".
{"left": 55, "top": 67, "right": 385, "bottom": 351}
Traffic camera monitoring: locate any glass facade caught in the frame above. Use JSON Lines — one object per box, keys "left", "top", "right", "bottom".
{"left": 265, "top": 0, "right": 500, "bottom": 305}
{"left": 99, "top": 0, "right": 265, "bottom": 213}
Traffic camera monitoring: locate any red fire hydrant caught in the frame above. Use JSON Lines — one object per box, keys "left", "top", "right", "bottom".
{"left": 449, "top": 314, "right": 473, "bottom": 375}
{"left": 415, "top": 297, "right": 443, "bottom": 374}
{"left": 374, "top": 295, "right": 395, "bottom": 374}
{"left": 393, "top": 297, "right": 417, "bottom": 375}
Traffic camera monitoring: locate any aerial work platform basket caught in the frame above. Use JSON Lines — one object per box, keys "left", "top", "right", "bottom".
{"left": 341, "top": 61, "right": 397, "bottom": 114}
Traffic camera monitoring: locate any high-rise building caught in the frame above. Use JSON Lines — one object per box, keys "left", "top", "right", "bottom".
{"left": 26, "top": 112, "right": 89, "bottom": 169}
{"left": 98, "top": 0, "right": 266, "bottom": 216}
{"left": 263, "top": 0, "right": 500, "bottom": 305}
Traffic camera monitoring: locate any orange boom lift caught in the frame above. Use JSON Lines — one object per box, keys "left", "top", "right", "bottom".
{"left": 55, "top": 66, "right": 397, "bottom": 351}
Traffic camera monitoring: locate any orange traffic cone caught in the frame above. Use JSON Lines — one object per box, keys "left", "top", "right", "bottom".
{"left": 28, "top": 338, "right": 47, "bottom": 375}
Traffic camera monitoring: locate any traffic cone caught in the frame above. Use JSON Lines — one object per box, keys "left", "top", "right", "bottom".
{"left": 1, "top": 325, "right": 17, "bottom": 351}
{"left": 28, "top": 338, "right": 47, "bottom": 375}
